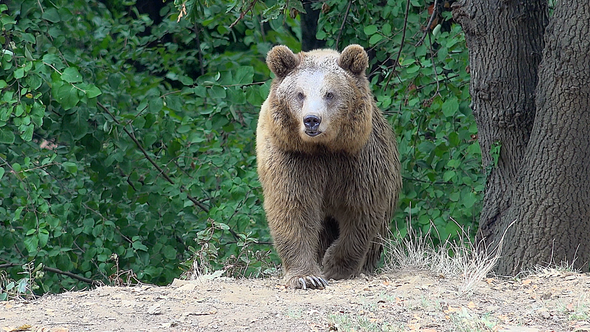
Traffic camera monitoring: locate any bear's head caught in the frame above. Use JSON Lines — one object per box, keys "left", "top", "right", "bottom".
{"left": 265, "top": 44, "right": 373, "bottom": 154}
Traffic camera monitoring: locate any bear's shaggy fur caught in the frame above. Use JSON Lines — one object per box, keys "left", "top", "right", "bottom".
{"left": 256, "top": 44, "right": 402, "bottom": 289}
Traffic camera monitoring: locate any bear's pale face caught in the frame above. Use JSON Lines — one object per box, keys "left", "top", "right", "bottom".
{"left": 275, "top": 66, "right": 351, "bottom": 145}
{"left": 264, "top": 45, "right": 372, "bottom": 154}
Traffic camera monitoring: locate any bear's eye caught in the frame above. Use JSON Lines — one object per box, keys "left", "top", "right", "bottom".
{"left": 296, "top": 92, "right": 305, "bottom": 101}
{"left": 325, "top": 92, "right": 334, "bottom": 100}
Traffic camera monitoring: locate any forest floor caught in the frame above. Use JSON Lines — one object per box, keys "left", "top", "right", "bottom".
{"left": 1, "top": 267, "right": 590, "bottom": 332}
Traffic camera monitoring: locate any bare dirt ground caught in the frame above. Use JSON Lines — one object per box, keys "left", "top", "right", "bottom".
{"left": 1, "top": 269, "right": 590, "bottom": 332}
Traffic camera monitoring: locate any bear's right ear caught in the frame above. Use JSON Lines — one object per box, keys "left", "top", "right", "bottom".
{"left": 267, "top": 45, "right": 300, "bottom": 78}
{"left": 338, "top": 44, "right": 368, "bottom": 76}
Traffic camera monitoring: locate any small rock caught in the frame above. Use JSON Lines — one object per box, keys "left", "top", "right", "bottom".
{"left": 537, "top": 308, "right": 551, "bottom": 319}
{"left": 171, "top": 278, "right": 192, "bottom": 288}
{"left": 177, "top": 283, "right": 198, "bottom": 292}
{"left": 147, "top": 303, "right": 162, "bottom": 315}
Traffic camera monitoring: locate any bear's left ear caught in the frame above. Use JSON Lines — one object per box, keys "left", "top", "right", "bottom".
{"left": 338, "top": 44, "right": 368, "bottom": 76}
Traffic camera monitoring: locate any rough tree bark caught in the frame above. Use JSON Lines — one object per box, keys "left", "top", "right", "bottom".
{"left": 454, "top": 0, "right": 590, "bottom": 274}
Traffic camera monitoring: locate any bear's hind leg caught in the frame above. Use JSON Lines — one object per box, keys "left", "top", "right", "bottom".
{"left": 321, "top": 211, "right": 381, "bottom": 280}
{"left": 317, "top": 216, "right": 340, "bottom": 263}
{"left": 362, "top": 221, "right": 389, "bottom": 273}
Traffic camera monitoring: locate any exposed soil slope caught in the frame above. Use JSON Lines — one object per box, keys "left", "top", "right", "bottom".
{"left": 2, "top": 270, "right": 590, "bottom": 332}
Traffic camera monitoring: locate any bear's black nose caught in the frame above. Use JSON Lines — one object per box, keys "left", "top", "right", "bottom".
{"left": 303, "top": 115, "right": 321, "bottom": 132}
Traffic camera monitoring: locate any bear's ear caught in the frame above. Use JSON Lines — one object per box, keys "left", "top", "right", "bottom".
{"left": 338, "top": 44, "right": 368, "bottom": 76}
{"left": 267, "top": 45, "right": 300, "bottom": 78}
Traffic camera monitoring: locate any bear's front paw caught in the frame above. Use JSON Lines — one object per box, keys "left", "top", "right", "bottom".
{"left": 285, "top": 274, "right": 329, "bottom": 290}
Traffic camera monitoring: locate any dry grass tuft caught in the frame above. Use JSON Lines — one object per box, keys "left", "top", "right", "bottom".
{"left": 382, "top": 219, "right": 504, "bottom": 295}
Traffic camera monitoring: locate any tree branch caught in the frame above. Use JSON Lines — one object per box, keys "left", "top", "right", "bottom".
{"left": 195, "top": 23, "right": 205, "bottom": 76}
{"left": 229, "top": 0, "right": 258, "bottom": 29}
{"left": 43, "top": 266, "right": 103, "bottom": 286}
{"left": 416, "top": 0, "right": 439, "bottom": 46}
{"left": 0, "top": 263, "right": 102, "bottom": 286}
{"left": 97, "top": 101, "right": 210, "bottom": 213}
{"left": 335, "top": 0, "right": 353, "bottom": 50}
{"left": 385, "top": 0, "right": 412, "bottom": 90}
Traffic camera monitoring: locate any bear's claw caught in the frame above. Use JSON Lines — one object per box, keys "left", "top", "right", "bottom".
{"left": 295, "top": 276, "right": 329, "bottom": 290}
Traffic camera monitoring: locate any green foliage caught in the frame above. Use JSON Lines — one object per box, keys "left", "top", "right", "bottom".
{"left": 0, "top": 0, "right": 282, "bottom": 294}
{"left": 0, "top": 262, "right": 41, "bottom": 300}
{"left": 1, "top": 0, "right": 482, "bottom": 295}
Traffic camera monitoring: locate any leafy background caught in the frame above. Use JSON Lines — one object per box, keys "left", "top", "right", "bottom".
{"left": 0, "top": 0, "right": 482, "bottom": 297}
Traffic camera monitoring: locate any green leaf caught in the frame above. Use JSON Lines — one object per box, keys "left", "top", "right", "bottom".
{"left": 194, "top": 86, "right": 207, "bottom": 98}
{"left": 0, "top": 167, "right": 4, "bottom": 181}
{"left": 364, "top": 25, "right": 378, "bottom": 35}
{"left": 209, "top": 86, "right": 226, "bottom": 99}
{"left": 55, "top": 85, "right": 80, "bottom": 110}
{"left": 85, "top": 84, "right": 102, "bottom": 98}
{"left": 179, "top": 75, "right": 193, "bottom": 85}
{"left": 149, "top": 97, "right": 163, "bottom": 113}
{"left": 38, "top": 228, "right": 50, "bottom": 247}
{"left": 234, "top": 66, "right": 254, "bottom": 85}
{"left": 0, "top": 128, "right": 15, "bottom": 144}
{"left": 19, "top": 124, "right": 34, "bottom": 141}
{"left": 108, "top": 73, "right": 122, "bottom": 89}
{"left": 443, "top": 170, "right": 456, "bottom": 182}
{"left": 14, "top": 67, "right": 25, "bottom": 79}
{"left": 382, "top": 23, "right": 392, "bottom": 36}
{"left": 417, "top": 141, "right": 435, "bottom": 154}
{"left": 42, "top": 8, "right": 61, "bottom": 23}
{"left": 400, "top": 58, "right": 415, "bottom": 66}
{"left": 62, "top": 161, "right": 77, "bottom": 174}
{"left": 177, "top": 125, "right": 191, "bottom": 134}
{"left": 463, "top": 191, "right": 478, "bottom": 209}
{"left": 17, "top": 278, "right": 29, "bottom": 294}
{"left": 24, "top": 236, "right": 39, "bottom": 255}
{"left": 132, "top": 241, "right": 148, "bottom": 251}
{"left": 162, "top": 245, "right": 177, "bottom": 260}
{"left": 432, "top": 24, "right": 442, "bottom": 37}
{"left": 442, "top": 97, "right": 459, "bottom": 117}
{"left": 61, "top": 67, "right": 82, "bottom": 83}
{"left": 369, "top": 34, "right": 383, "bottom": 45}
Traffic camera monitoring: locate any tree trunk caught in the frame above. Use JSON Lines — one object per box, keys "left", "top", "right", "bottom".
{"left": 494, "top": 0, "right": 590, "bottom": 274}
{"left": 455, "top": 0, "right": 590, "bottom": 274}
{"left": 452, "top": 0, "right": 548, "bottom": 248}
{"left": 300, "top": 1, "right": 325, "bottom": 51}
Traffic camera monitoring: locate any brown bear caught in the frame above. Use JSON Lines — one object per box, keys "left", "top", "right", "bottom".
{"left": 256, "top": 44, "right": 402, "bottom": 289}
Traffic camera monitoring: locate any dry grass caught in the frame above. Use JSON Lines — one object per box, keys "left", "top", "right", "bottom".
{"left": 382, "top": 220, "right": 503, "bottom": 295}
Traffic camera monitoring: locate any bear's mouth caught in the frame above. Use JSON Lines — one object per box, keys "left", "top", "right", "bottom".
{"left": 305, "top": 130, "right": 322, "bottom": 137}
